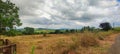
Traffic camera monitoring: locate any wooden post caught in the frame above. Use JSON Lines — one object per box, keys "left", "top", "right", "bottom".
{"left": 0, "top": 39, "right": 16, "bottom": 54}
{"left": 5, "top": 39, "right": 9, "bottom": 45}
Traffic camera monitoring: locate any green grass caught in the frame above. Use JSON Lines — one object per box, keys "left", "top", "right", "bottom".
{"left": 35, "top": 29, "right": 55, "bottom": 33}
{"left": 31, "top": 46, "right": 35, "bottom": 54}
{"left": 113, "top": 27, "right": 120, "bottom": 31}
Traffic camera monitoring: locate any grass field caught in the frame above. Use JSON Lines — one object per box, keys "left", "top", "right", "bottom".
{"left": 35, "top": 29, "right": 55, "bottom": 33}
{"left": 1, "top": 31, "right": 120, "bottom": 54}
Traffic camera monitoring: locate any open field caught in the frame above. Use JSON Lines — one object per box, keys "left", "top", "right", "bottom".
{"left": 0, "top": 31, "right": 120, "bottom": 54}
{"left": 1, "top": 0, "right": 120, "bottom": 54}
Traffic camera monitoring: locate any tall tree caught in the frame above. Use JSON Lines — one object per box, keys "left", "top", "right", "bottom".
{"left": 0, "top": 0, "right": 22, "bottom": 33}
{"left": 99, "top": 22, "right": 112, "bottom": 31}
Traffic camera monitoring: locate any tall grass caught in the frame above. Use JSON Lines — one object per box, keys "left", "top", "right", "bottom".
{"left": 3, "top": 30, "right": 119, "bottom": 54}
{"left": 31, "top": 46, "right": 35, "bottom": 54}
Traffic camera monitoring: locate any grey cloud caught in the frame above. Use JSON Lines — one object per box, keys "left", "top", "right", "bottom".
{"left": 88, "top": 0, "right": 100, "bottom": 6}
{"left": 49, "top": 0, "right": 112, "bottom": 22}
{"left": 11, "top": 0, "right": 45, "bottom": 17}
{"left": 8, "top": 0, "right": 120, "bottom": 28}
{"left": 22, "top": 16, "right": 73, "bottom": 26}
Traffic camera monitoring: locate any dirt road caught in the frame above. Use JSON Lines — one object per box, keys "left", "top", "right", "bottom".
{"left": 109, "top": 33, "right": 120, "bottom": 54}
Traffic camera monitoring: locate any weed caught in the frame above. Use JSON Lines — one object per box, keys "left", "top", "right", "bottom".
{"left": 31, "top": 46, "right": 35, "bottom": 54}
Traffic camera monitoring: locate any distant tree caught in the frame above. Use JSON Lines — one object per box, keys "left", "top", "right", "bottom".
{"left": 70, "top": 29, "right": 75, "bottom": 33}
{"left": 0, "top": 0, "right": 22, "bottom": 33}
{"left": 99, "top": 22, "right": 112, "bottom": 31}
{"left": 54, "top": 30, "right": 61, "bottom": 34}
{"left": 81, "top": 26, "right": 90, "bottom": 31}
{"left": 65, "top": 29, "right": 69, "bottom": 33}
{"left": 24, "top": 27, "right": 34, "bottom": 35}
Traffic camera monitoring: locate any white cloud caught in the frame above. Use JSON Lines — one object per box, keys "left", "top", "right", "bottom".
{"left": 6, "top": 0, "right": 120, "bottom": 28}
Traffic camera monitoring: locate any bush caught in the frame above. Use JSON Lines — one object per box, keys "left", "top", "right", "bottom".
{"left": 80, "top": 36, "right": 99, "bottom": 47}
{"left": 5, "top": 29, "right": 22, "bottom": 36}
{"left": 43, "top": 33, "right": 47, "bottom": 37}
{"left": 98, "top": 36, "right": 105, "bottom": 40}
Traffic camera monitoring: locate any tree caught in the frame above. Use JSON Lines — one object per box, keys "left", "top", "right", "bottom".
{"left": 70, "top": 29, "right": 76, "bottom": 33}
{"left": 81, "top": 26, "right": 90, "bottom": 32}
{"left": 65, "top": 29, "right": 69, "bottom": 33}
{"left": 23, "top": 27, "right": 34, "bottom": 35}
{"left": 99, "top": 22, "right": 112, "bottom": 31}
{"left": 0, "top": 0, "right": 22, "bottom": 33}
{"left": 54, "top": 30, "right": 61, "bottom": 34}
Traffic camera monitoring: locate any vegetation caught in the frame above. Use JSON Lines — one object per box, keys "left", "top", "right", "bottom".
{"left": 31, "top": 46, "right": 35, "bottom": 54}
{"left": 0, "top": 0, "right": 22, "bottom": 34}
{"left": 23, "top": 27, "right": 35, "bottom": 35}
{"left": 0, "top": 0, "right": 120, "bottom": 54}
{"left": 99, "top": 22, "right": 112, "bottom": 31}
{"left": 80, "top": 35, "right": 99, "bottom": 47}
{"left": 5, "top": 29, "right": 22, "bottom": 36}
{"left": 2, "top": 30, "right": 119, "bottom": 54}
{"left": 113, "top": 27, "right": 120, "bottom": 31}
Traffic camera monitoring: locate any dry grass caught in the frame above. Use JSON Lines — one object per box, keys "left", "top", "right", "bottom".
{"left": 0, "top": 31, "right": 119, "bottom": 54}
{"left": 80, "top": 35, "right": 99, "bottom": 47}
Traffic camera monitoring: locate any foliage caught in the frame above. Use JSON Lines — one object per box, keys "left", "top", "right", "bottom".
{"left": 81, "top": 26, "right": 96, "bottom": 32}
{"left": 5, "top": 29, "right": 22, "bottom": 36}
{"left": 31, "top": 46, "right": 35, "bottom": 54}
{"left": 0, "top": 0, "right": 22, "bottom": 33}
{"left": 69, "top": 29, "right": 75, "bottom": 33}
{"left": 99, "top": 22, "right": 112, "bottom": 31}
{"left": 23, "top": 27, "right": 35, "bottom": 35}
{"left": 54, "top": 30, "right": 62, "bottom": 34}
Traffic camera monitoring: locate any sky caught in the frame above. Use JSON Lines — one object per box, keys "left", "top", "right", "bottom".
{"left": 5, "top": 0, "right": 120, "bottom": 29}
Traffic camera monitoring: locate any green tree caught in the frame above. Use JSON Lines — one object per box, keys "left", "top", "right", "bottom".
{"left": 99, "top": 22, "right": 112, "bottom": 31}
{"left": 24, "top": 27, "right": 34, "bottom": 35}
{"left": 54, "top": 30, "right": 61, "bottom": 34}
{"left": 81, "top": 26, "right": 96, "bottom": 32}
{"left": 0, "top": 0, "right": 22, "bottom": 33}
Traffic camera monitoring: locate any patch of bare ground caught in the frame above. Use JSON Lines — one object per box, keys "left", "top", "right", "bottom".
{"left": 99, "top": 33, "right": 120, "bottom": 54}
{"left": 99, "top": 33, "right": 120, "bottom": 45}
{"left": 108, "top": 33, "right": 120, "bottom": 54}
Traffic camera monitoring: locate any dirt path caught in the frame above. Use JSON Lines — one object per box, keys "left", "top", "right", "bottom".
{"left": 99, "top": 33, "right": 120, "bottom": 54}
{"left": 100, "top": 33, "right": 120, "bottom": 46}
{"left": 108, "top": 33, "right": 120, "bottom": 54}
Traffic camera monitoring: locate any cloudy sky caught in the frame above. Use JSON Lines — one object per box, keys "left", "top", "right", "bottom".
{"left": 8, "top": 0, "right": 120, "bottom": 29}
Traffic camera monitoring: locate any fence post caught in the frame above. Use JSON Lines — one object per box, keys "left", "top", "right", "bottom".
{"left": 5, "top": 39, "right": 9, "bottom": 45}
{"left": 0, "top": 39, "right": 16, "bottom": 54}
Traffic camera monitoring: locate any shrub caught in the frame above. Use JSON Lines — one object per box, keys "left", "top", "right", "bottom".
{"left": 5, "top": 29, "right": 22, "bottom": 36}
{"left": 80, "top": 36, "right": 99, "bottom": 47}
{"left": 43, "top": 33, "right": 47, "bottom": 37}
{"left": 98, "top": 36, "right": 105, "bottom": 40}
